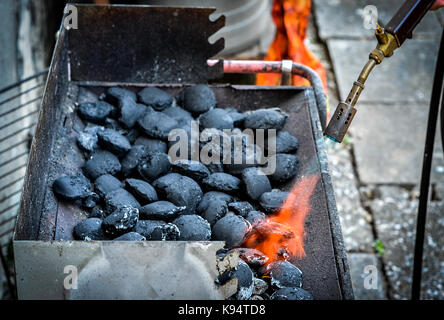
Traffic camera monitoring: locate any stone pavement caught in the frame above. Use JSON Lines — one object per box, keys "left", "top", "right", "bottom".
{"left": 311, "top": 0, "right": 444, "bottom": 299}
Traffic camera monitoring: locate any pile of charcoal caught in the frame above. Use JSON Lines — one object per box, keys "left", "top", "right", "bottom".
{"left": 52, "top": 84, "right": 313, "bottom": 300}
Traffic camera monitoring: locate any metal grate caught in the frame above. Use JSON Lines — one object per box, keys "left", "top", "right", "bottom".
{"left": 0, "top": 69, "right": 48, "bottom": 250}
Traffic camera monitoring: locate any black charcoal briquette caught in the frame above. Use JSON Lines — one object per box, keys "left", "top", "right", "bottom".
{"left": 137, "top": 152, "right": 171, "bottom": 182}
{"left": 268, "top": 153, "right": 299, "bottom": 183}
{"left": 242, "top": 167, "right": 272, "bottom": 201}
{"left": 139, "top": 201, "right": 185, "bottom": 220}
{"left": 228, "top": 202, "right": 254, "bottom": 218}
{"left": 94, "top": 174, "right": 123, "bottom": 198}
{"left": 201, "top": 198, "right": 228, "bottom": 226}
{"left": 173, "top": 215, "right": 211, "bottom": 241}
{"left": 244, "top": 108, "right": 288, "bottom": 130}
{"left": 53, "top": 173, "right": 91, "bottom": 200}
{"left": 246, "top": 210, "right": 266, "bottom": 224}
{"left": 118, "top": 97, "right": 147, "bottom": 129}
{"left": 102, "top": 205, "right": 139, "bottom": 236}
{"left": 137, "top": 109, "right": 179, "bottom": 140}
{"left": 114, "top": 232, "right": 146, "bottom": 241}
{"left": 226, "top": 107, "right": 246, "bottom": 127}
{"left": 150, "top": 223, "right": 180, "bottom": 240}
{"left": 152, "top": 173, "right": 203, "bottom": 215}
{"left": 198, "top": 108, "right": 234, "bottom": 130}
{"left": 105, "top": 87, "right": 137, "bottom": 106}
{"left": 197, "top": 192, "right": 233, "bottom": 214}
{"left": 134, "top": 220, "right": 166, "bottom": 239}
{"left": 259, "top": 191, "right": 289, "bottom": 213}
{"left": 134, "top": 136, "right": 168, "bottom": 153}
{"left": 232, "top": 260, "right": 254, "bottom": 300}
{"left": 104, "top": 188, "right": 140, "bottom": 213}
{"left": 180, "top": 84, "right": 216, "bottom": 115}
{"left": 125, "top": 178, "right": 158, "bottom": 204}
{"left": 261, "top": 260, "right": 303, "bottom": 289}
{"left": 162, "top": 105, "right": 194, "bottom": 127}
{"left": 268, "top": 131, "right": 299, "bottom": 154}
{"left": 206, "top": 163, "right": 224, "bottom": 174}
{"left": 172, "top": 159, "right": 210, "bottom": 181}
{"left": 120, "top": 145, "right": 149, "bottom": 177}
{"left": 270, "top": 287, "right": 313, "bottom": 300}
{"left": 202, "top": 173, "right": 241, "bottom": 194}
{"left": 97, "top": 128, "right": 131, "bottom": 156}
{"left": 83, "top": 192, "right": 99, "bottom": 209}
{"left": 77, "top": 101, "right": 113, "bottom": 124}
{"left": 77, "top": 126, "right": 104, "bottom": 152}
{"left": 73, "top": 218, "right": 106, "bottom": 241}
{"left": 137, "top": 87, "right": 175, "bottom": 111}
{"left": 212, "top": 213, "right": 250, "bottom": 247}
{"left": 253, "top": 278, "right": 268, "bottom": 295}
{"left": 89, "top": 206, "right": 106, "bottom": 219}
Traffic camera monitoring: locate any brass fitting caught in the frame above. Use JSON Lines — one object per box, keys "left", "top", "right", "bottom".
{"left": 369, "top": 25, "right": 399, "bottom": 63}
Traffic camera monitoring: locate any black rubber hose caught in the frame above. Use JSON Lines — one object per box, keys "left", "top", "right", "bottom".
{"left": 411, "top": 30, "right": 444, "bottom": 300}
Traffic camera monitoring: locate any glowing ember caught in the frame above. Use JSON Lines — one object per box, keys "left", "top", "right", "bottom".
{"left": 244, "top": 175, "right": 319, "bottom": 263}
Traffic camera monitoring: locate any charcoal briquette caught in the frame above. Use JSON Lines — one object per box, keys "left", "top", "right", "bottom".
{"left": 206, "top": 163, "right": 224, "bottom": 174}
{"left": 197, "top": 191, "right": 233, "bottom": 214}
{"left": 198, "top": 108, "right": 234, "bottom": 130}
{"left": 137, "top": 152, "right": 171, "bottom": 182}
{"left": 73, "top": 218, "right": 106, "bottom": 241}
{"left": 89, "top": 206, "right": 106, "bottom": 219}
{"left": 173, "top": 214, "right": 211, "bottom": 241}
{"left": 244, "top": 108, "right": 288, "bottom": 130}
{"left": 113, "top": 232, "right": 146, "bottom": 241}
{"left": 162, "top": 105, "right": 194, "bottom": 127}
{"left": 261, "top": 260, "right": 303, "bottom": 289}
{"left": 77, "top": 126, "right": 104, "bottom": 152}
{"left": 139, "top": 201, "right": 185, "bottom": 220}
{"left": 259, "top": 191, "right": 289, "bottom": 213}
{"left": 77, "top": 101, "right": 113, "bottom": 124}
{"left": 104, "top": 188, "right": 141, "bottom": 213}
{"left": 202, "top": 173, "right": 241, "bottom": 194}
{"left": 125, "top": 178, "right": 158, "bottom": 204}
{"left": 97, "top": 128, "right": 131, "bottom": 156}
{"left": 120, "top": 145, "right": 149, "bottom": 177}
{"left": 152, "top": 173, "right": 203, "bottom": 215}
{"left": 200, "top": 198, "right": 228, "bottom": 226}
{"left": 150, "top": 223, "right": 180, "bottom": 240}
{"left": 253, "top": 278, "right": 268, "bottom": 295}
{"left": 137, "top": 108, "right": 179, "bottom": 140}
{"left": 83, "top": 192, "right": 99, "bottom": 209}
{"left": 118, "top": 97, "right": 147, "bottom": 129}
{"left": 137, "top": 87, "right": 175, "bottom": 111}
{"left": 53, "top": 173, "right": 91, "bottom": 200}
{"left": 172, "top": 159, "right": 210, "bottom": 182}
{"left": 102, "top": 205, "right": 139, "bottom": 236}
{"left": 105, "top": 87, "right": 137, "bottom": 106}
{"left": 133, "top": 136, "right": 167, "bottom": 153}
{"left": 270, "top": 287, "right": 313, "bottom": 300}
{"left": 180, "top": 84, "right": 216, "bottom": 115}
{"left": 242, "top": 167, "right": 272, "bottom": 201}
{"left": 134, "top": 220, "right": 166, "bottom": 239}
{"left": 268, "top": 153, "right": 299, "bottom": 183}
{"left": 212, "top": 213, "right": 250, "bottom": 247}
{"left": 228, "top": 202, "right": 254, "bottom": 218}
{"left": 232, "top": 260, "right": 254, "bottom": 300}
{"left": 268, "top": 131, "right": 299, "bottom": 154}
{"left": 94, "top": 174, "right": 123, "bottom": 198}
{"left": 246, "top": 210, "right": 266, "bottom": 224}
{"left": 226, "top": 107, "right": 246, "bottom": 127}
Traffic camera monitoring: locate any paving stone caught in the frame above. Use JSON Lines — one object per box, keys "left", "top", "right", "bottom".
{"left": 327, "top": 39, "right": 440, "bottom": 103}
{"left": 313, "top": 0, "right": 441, "bottom": 41}
{"left": 370, "top": 186, "right": 444, "bottom": 299}
{"left": 349, "top": 103, "right": 444, "bottom": 184}
{"left": 326, "top": 143, "right": 374, "bottom": 251}
{"left": 347, "top": 253, "right": 386, "bottom": 300}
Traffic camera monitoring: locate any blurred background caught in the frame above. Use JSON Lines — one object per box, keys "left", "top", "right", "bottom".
{"left": 0, "top": 0, "right": 443, "bottom": 300}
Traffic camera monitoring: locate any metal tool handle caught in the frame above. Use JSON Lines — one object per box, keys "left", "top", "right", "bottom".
{"left": 386, "top": 0, "right": 436, "bottom": 46}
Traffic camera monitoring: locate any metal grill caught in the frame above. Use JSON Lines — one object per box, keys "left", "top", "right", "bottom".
{"left": 0, "top": 69, "right": 48, "bottom": 250}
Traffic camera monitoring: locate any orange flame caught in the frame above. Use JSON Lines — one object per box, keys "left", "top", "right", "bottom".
{"left": 244, "top": 175, "right": 319, "bottom": 263}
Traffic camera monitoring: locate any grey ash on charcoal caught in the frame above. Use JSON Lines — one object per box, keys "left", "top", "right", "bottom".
{"left": 53, "top": 84, "right": 312, "bottom": 300}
